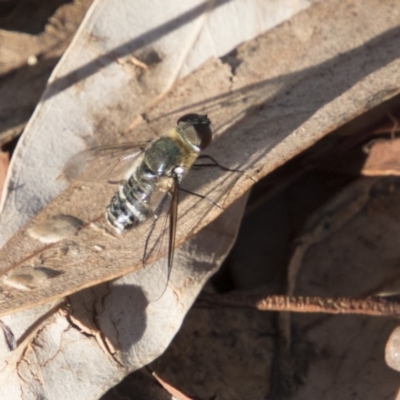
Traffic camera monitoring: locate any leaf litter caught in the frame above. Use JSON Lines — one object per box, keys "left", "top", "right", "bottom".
{"left": 3, "top": 0, "right": 400, "bottom": 399}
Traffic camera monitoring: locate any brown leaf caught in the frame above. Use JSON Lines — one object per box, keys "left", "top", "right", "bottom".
{"left": 153, "top": 373, "right": 194, "bottom": 400}
{"left": 0, "top": 151, "right": 9, "bottom": 199}
{"left": 362, "top": 138, "right": 400, "bottom": 176}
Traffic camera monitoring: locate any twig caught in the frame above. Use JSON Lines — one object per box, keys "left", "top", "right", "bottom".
{"left": 198, "top": 293, "right": 400, "bottom": 317}
{"left": 152, "top": 372, "right": 194, "bottom": 400}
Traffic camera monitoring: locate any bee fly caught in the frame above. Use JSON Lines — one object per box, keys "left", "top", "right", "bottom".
{"left": 106, "top": 113, "right": 212, "bottom": 233}
{"left": 64, "top": 114, "right": 216, "bottom": 298}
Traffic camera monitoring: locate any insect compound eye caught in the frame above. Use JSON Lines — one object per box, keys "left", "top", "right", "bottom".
{"left": 177, "top": 113, "right": 212, "bottom": 151}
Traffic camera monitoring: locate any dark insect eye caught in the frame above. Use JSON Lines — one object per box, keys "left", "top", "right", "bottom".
{"left": 177, "top": 114, "right": 212, "bottom": 150}
{"left": 177, "top": 114, "right": 210, "bottom": 127}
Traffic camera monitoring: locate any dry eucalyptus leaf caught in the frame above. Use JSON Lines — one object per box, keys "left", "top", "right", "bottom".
{"left": 362, "top": 138, "right": 400, "bottom": 176}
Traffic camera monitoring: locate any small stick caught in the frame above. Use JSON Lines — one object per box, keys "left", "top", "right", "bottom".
{"left": 198, "top": 293, "right": 400, "bottom": 317}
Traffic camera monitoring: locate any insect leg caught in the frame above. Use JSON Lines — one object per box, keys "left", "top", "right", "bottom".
{"left": 167, "top": 177, "right": 179, "bottom": 279}
{"left": 179, "top": 187, "right": 223, "bottom": 209}
{"left": 139, "top": 184, "right": 176, "bottom": 301}
{"left": 194, "top": 155, "right": 243, "bottom": 172}
{"left": 107, "top": 179, "right": 127, "bottom": 185}
{"left": 142, "top": 194, "right": 171, "bottom": 266}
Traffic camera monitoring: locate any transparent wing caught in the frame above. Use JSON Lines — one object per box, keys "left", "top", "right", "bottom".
{"left": 134, "top": 178, "right": 179, "bottom": 301}
{"left": 62, "top": 141, "right": 151, "bottom": 182}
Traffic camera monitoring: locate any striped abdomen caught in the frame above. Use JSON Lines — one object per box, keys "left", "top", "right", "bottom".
{"left": 106, "top": 169, "right": 157, "bottom": 232}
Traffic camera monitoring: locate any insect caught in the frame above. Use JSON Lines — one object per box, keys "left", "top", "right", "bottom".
{"left": 64, "top": 114, "right": 214, "bottom": 298}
